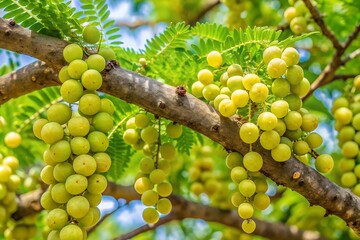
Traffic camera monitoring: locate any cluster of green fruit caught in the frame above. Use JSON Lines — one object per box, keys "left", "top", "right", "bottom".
{"left": 0, "top": 154, "right": 34, "bottom": 240}
{"left": 226, "top": 151, "right": 270, "bottom": 234}
{"left": 124, "top": 113, "right": 182, "bottom": 224}
{"left": 188, "top": 145, "right": 232, "bottom": 210}
{"left": 333, "top": 76, "right": 360, "bottom": 195}
{"left": 223, "top": 0, "right": 247, "bottom": 29}
{"left": 191, "top": 46, "right": 333, "bottom": 233}
{"left": 22, "top": 166, "right": 41, "bottom": 191}
{"left": 284, "top": 0, "right": 310, "bottom": 35}
{"left": 32, "top": 25, "right": 115, "bottom": 240}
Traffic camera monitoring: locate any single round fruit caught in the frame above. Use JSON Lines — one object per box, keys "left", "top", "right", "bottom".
{"left": 79, "top": 93, "right": 101, "bottom": 116}
{"left": 218, "top": 99, "right": 237, "bottom": 117}
{"left": 63, "top": 44, "right": 83, "bottom": 63}
{"left": 281, "top": 47, "right": 300, "bottom": 66}
{"left": 156, "top": 198, "right": 172, "bottom": 214}
{"left": 141, "top": 190, "right": 159, "bottom": 206}
{"left": 263, "top": 46, "right": 281, "bottom": 65}
{"left": 98, "top": 47, "right": 116, "bottom": 60}
{"left": 243, "top": 74, "right": 260, "bottom": 90}
{"left": 67, "top": 196, "right": 90, "bottom": 218}
{"left": 86, "top": 54, "right": 106, "bottom": 72}
{"left": 83, "top": 25, "right": 101, "bottom": 44}
{"left": 59, "top": 224, "right": 83, "bottom": 240}
{"left": 68, "top": 59, "right": 88, "bottom": 79}
{"left": 272, "top": 78, "right": 290, "bottom": 98}
{"left": 81, "top": 69, "right": 103, "bottom": 90}
{"left": 243, "top": 151, "right": 263, "bottom": 172}
{"left": 47, "top": 103, "right": 72, "bottom": 125}
{"left": 197, "top": 69, "right": 213, "bottom": 85}
{"left": 238, "top": 179, "right": 256, "bottom": 197}
{"left": 68, "top": 116, "right": 90, "bottom": 137}
{"left": 231, "top": 89, "right": 249, "bottom": 108}
{"left": 249, "top": 83, "right": 268, "bottom": 103}
{"left": 73, "top": 154, "right": 97, "bottom": 176}
{"left": 166, "top": 123, "right": 182, "bottom": 138}
{"left": 227, "top": 64, "right": 243, "bottom": 77}
{"left": 271, "top": 143, "right": 291, "bottom": 162}
{"left": 60, "top": 79, "right": 84, "bottom": 103}
{"left": 46, "top": 208, "right": 69, "bottom": 230}
{"left": 191, "top": 81, "right": 205, "bottom": 98}
{"left": 257, "top": 112, "right": 278, "bottom": 131}
{"left": 267, "top": 58, "right": 287, "bottom": 78}
{"left": 238, "top": 202, "right": 254, "bottom": 219}
{"left": 142, "top": 207, "right": 159, "bottom": 224}
{"left": 207, "top": 51, "right": 222, "bottom": 68}
{"left": 271, "top": 100, "right": 289, "bottom": 118}
{"left": 286, "top": 65, "right": 304, "bottom": 85}
{"left": 226, "top": 152, "right": 243, "bottom": 169}
{"left": 4, "top": 131, "right": 21, "bottom": 148}
{"left": 315, "top": 154, "right": 334, "bottom": 173}
{"left": 239, "top": 122, "right": 259, "bottom": 144}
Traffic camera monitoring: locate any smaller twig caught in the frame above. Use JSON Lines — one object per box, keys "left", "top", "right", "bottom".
{"left": 342, "top": 48, "right": 360, "bottom": 65}
{"left": 187, "top": 0, "right": 221, "bottom": 26}
{"left": 88, "top": 206, "right": 120, "bottom": 233}
{"left": 333, "top": 74, "right": 358, "bottom": 81}
{"left": 343, "top": 24, "right": 360, "bottom": 50}
{"left": 116, "top": 20, "right": 155, "bottom": 29}
{"left": 113, "top": 213, "right": 176, "bottom": 240}
{"left": 302, "top": 0, "right": 342, "bottom": 50}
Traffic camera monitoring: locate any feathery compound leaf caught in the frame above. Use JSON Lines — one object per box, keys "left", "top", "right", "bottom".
{"left": 191, "top": 22, "right": 230, "bottom": 42}
{"left": 79, "top": 0, "right": 122, "bottom": 46}
{"left": 0, "top": 0, "right": 82, "bottom": 40}
{"left": 107, "top": 131, "right": 134, "bottom": 180}
{"left": 144, "top": 22, "right": 191, "bottom": 59}
{"left": 278, "top": 31, "right": 320, "bottom": 48}
{"left": 176, "top": 127, "right": 197, "bottom": 155}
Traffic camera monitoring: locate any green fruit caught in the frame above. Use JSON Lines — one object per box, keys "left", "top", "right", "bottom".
{"left": 93, "top": 152, "right": 112, "bottom": 173}
{"left": 284, "top": 93, "right": 302, "bottom": 111}
{"left": 301, "top": 113, "right": 318, "bottom": 132}
{"left": 59, "top": 224, "right": 83, "bottom": 240}
{"left": 46, "top": 208, "right": 69, "bottom": 230}
{"left": 284, "top": 7, "right": 298, "bottom": 23}
{"left": 249, "top": 83, "right": 268, "bottom": 103}
{"left": 141, "top": 126, "right": 158, "bottom": 144}
{"left": 231, "top": 166, "right": 248, "bottom": 183}
{"left": 253, "top": 192, "right": 270, "bottom": 210}
{"left": 40, "top": 190, "right": 60, "bottom": 210}
{"left": 218, "top": 99, "right": 237, "bottom": 117}
{"left": 341, "top": 172, "right": 357, "bottom": 188}
{"left": 231, "top": 89, "right": 249, "bottom": 108}
{"left": 272, "top": 78, "right": 291, "bottom": 98}
{"left": 291, "top": 78, "right": 310, "bottom": 97}
{"left": 238, "top": 179, "right": 256, "bottom": 197}
{"left": 47, "top": 103, "right": 72, "bottom": 125}
{"left": 293, "top": 140, "right": 310, "bottom": 155}
{"left": 192, "top": 81, "right": 205, "bottom": 98}
{"left": 49, "top": 140, "right": 71, "bottom": 163}
{"left": 142, "top": 207, "right": 159, "bottom": 224}
{"left": 100, "top": 98, "right": 115, "bottom": 115}
{"left": 83, "top": 191, "right": 102, "bottom": 207}
{"left": 271, "top": 143, "right": 291, "bottom": 162}
{"left": 227, "top": 64, "right": 243, "bottom": 77}
{"left": 149, "top": 169, "right": 166, "bottom": 184}
{"left": 225, "top": 152, "right": 243, "bottom": 169}
{"left": 60, "top": 79, "right": 84, "bottom": 103}
{"left": 83, "top": 25, "right": 101, "bottom": 44}
{"left": 239, "top": 122, "right": 259, "bottom": 144}
{"left": 70, "top": 137, "right": 90, "bottom": 155}
{"left": 87, "top": 174, "right": 107, "bottom": 194}
{"left": 342, "top": 141, "right": 359, "bottom": 158}
{"left": 290, "top": 16, "right": 307, "bottom": 35}
{"left": 238, "top": 202, "right": 254, "bottom": 219}
{"left": 68, "top": 59, "right": 88, "bottom": 79}
{"left": 197, "top": 69, "right": 214, "bottom": 85}
{"left": 98, "top": 47, "right": 116, "bottom": 60}
{"left": 79, "top": 93, "right": 101, "bottom": 116}
{"left": 271, "top": 100, "right": 289, "bottom": 118}
{"left": 242, "top": 219, "right": 256, "bottom": 234}
{"left": 305, "top": 132, "right": 323, "bottom": 149}
{"left": 257, "top": 112, "right": 278, "bottom": 131}
{"left": 135, "top": 113, "right": 150, "bottom": 129}
{"left": 284, "top": 111, "right": 302, "bottom": 130}
{"left": 156, "top": 198, "right": 172, "bottom": 214}
{"left": 63, "top": 44, "right": 83, "bottom": 63}
{"left": 134, "top": 177, "right": 154, "bottom": 194}
{"left": 260, "top": 130, "right": 280, "bottom": 150}
{"left": 243, "top": 151, "right": 263, "bottom": 172}
{"left": 123, "top": 129, "right": 140, "bottom": 145}
{"left": 263, "top": 46, "right": 281, "bottom": 65}
{"left": 281, "top": 47, "right": 300, "bottom": 66}
{"left": 67, "top": 196, "right": 90, "bottom": 218}
{"left": 51, "top": 183, "right": 73, "bottom": 204}
{"left": 92, "top": 112, "right": 113, "bottom": 133}
{"left": 141, "top": 189, "right": 159, "bottom": 206}
{"left": 41, "top": 122, "right": 64, "bottom": 144}
{"left": 157, "top": 182, "right": 172, "bottom": 197}
{"left": 86, "top": 54, "right": 106, "bottom": 72}
{"left": 68, "top": 116, "right": 90, "bottom": 137}
{"left": 286, "top": 65, "right": 304, "bottom": 85}
{"left": 88, "top": 131, "right": 109, "bottom": 152}
{"left": 267, "top": 58, "right": 287, "bottom": 78}
{"left": 33, "top": 118, "right": 49, "bottom": 140}
{"left": 73, "top": 154, "right": 97, "bottom": 176}
{"left": 40, "top": 165, "right": 56, "bottom": 185}
{"left": 65, "top": 174, "right": 88, "bottom": 195}
{"left": 81, "top": 69, "right": 103, "bottom": 90}
{"left": 207, "top": 51, "right": 222, "bottom": 68}
{"left": 166, "top": 123, "right": 183, "bottom": 138}
{"left": 53, "top": 162, "right": 75, "bottom": 182}
{"left": 202, "top": 84, "right": 220, "bottom": 101}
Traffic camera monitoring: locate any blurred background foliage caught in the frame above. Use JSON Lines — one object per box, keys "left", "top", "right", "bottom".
{"left": 0, "top": 0, "right": 359, "bottom": 239}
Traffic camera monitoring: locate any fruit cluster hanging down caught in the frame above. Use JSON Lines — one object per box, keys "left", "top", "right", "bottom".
{"left": 123, "top": 113, "right": 182, "bottom": 224}
{"left": 33, "top": 26, "right": 116, "bottom": 240}
{"left": 333, "top": 76, "right": 360, "bottom": 195}
{"left": 191, "top": 46, "right": 333, "bottom": 233}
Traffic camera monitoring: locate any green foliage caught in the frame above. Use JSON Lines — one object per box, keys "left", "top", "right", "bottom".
{"left": 107, "top": 130, "right": 134, "bottom": 180}
{"left": 176, "top": 127, "right": 197, "bottom": 155}
{"left": 79, "top": 0, "right": 122, "bottom": 45}
{"left": 0, "top": 0, "right": 82, "bottom": 39}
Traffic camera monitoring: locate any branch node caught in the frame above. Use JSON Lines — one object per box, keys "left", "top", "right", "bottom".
{"left": 8, "top": 19, "right": 16, "bottom": 26}
{"left": 292, "top": 171, "right": 301, "bottom": 180}
{"left": 175, "top": 85, "right": 187, "bottom": 96}
{"left": 158, "top": 101, "right": 166, "bottom": 109}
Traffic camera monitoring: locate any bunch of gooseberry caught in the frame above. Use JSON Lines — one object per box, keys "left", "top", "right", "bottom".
{"left": 123, "top": 113, "right": 182, "bottom": 224}
{"left": 33, "top": 25, "right": 116, "bottom": 240}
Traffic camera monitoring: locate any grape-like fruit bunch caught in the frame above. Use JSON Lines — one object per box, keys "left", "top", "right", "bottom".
{"left": 124, "top": 113, "right": 182, "bottom": 224}
{"left": 0, "top": 155, "right": 28, "bottom": 239}
{"left": 33, "top": 26, "right": 115, "bottom": 240}
{"left": 223, "top": 0, "right": 247, "bottom": 29}
{"left": 225, "top": 151, "right": 270, "bottom": 234}
{"left": 283, "top": 0, "right": 310, "bottom": 35}
{"left": 188, "top": 145, "right": 232, "bottom": 209}
{"left": 191, "top": 47, "right": 333, "bottom": 233}
{"left": 332, "top": 75, "right": 360, "bottom": 195}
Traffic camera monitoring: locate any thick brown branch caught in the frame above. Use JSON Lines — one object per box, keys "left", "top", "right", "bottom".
{"left": 302, "top": 0, "right": 342, "bottom": 50}
{"left": 343, "top": 24, "right": 360, "bottom": 50}
{"left": 0, "top": 61, "right": 58, "bottom": 102}
{"left": 16, "top": 185, "right": 325, "bottom": 240}
{"left": 1, "top": 17, "right": 360, "bottom": 235}
{"left": 114, "top": 214, "right": 177, "bottom": 240}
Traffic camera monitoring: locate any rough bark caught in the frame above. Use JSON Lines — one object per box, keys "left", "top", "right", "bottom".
{"left": 1, "top": 18, "right": 360, "bottom": 234}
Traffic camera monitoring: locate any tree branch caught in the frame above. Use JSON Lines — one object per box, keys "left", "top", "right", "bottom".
{"left": 332, "top": 74, "right": 358, "bottom": 81}
{"left": 342, "top": 48, "right": 360, "bottom": 65}
{"left": 1, "top": 18, "right": 360, "bottom": 235}
{"left": 187, "top": 0, "right": 221, "bottom": 26}
{"left": 15, "top": 184, "right": 325, "bottom": 240}
{"left": 302, "top": 0, "right": 342, "bottom": 50}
